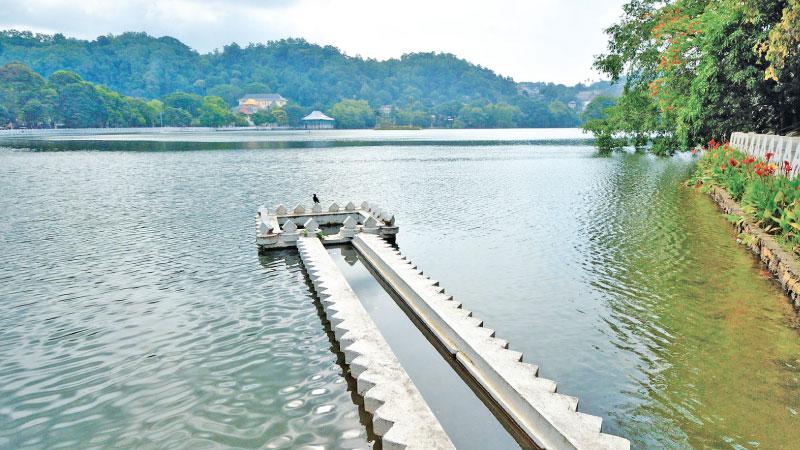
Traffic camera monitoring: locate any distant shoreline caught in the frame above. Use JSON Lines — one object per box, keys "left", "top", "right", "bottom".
{"left": 0, "top": 125, "right": 583, "bottom": 135}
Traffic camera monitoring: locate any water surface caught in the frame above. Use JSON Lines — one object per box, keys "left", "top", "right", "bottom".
{"left": 1, "top": 129, "right": 798, "bottom": 449}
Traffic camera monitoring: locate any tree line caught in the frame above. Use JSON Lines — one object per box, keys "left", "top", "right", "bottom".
{"left": 0, "top": 63, "right": 238, "bottom": 128}
{"left": 585, "top": 0, "right": 800, "bottom": 154}
{"left": 0, "top": 30, "right": 622, "bottom": 129}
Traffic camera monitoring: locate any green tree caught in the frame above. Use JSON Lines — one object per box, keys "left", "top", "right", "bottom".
{"left": 162, "top": 106, "right": 192, "bottom": 126}
{"left": 0, "top": 63, "right": 49, "bottom": 125}
{"left": 329, "top": 99, "right": 374, "bottom": 128}
{"left": 547, "top": 100, "right": 579, "bottom": 127}
{"left": 142, "top": 99, "right": 163, "bottom": 126}
{"left": 0, "top": 104, "right": 12, "bottom": 125}
{"left": 162, "top": 91, "right": 203, "bottom": 116}
{"left": 206, "top": 83, "right": 242, "bottom": 106}
{"left": 455, "top": 105, "right": 487, "bottom": 128}
{"left": 251, "top": 109, "right": 276, "bottom": 125}
{"left": 486, "top": 103, "right": 519, "bottom": 128}
{"left": 589, "top": 0, "right": 800, "bottom": 152}
{"left": 581, "top": 95, "right": 617, "bottom": 123}
{"left": 54, "top": 81, "right": 107, "bottom": 128}
{"left": 20, "top": 98, "right": 48, "bottom": 127}
{"left": 283, "top": 103, "right": 306, "bottom": 127}
{"left": 48, "top": 70, "right": 82, "bottom": 89}
{"left": 198, "top": 95, "right": 234, "bottom": 127}
{"left": 271, "top": 108, "right": 288, "bottom": 126}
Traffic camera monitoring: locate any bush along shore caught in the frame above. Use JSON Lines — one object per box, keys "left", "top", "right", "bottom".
{"left": 691, "top": 139, "right": 800, "bottom": 310}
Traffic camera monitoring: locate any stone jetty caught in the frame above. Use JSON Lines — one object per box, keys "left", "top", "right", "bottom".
{"left": 257, "top": 202, "right": 630, "bottom": 450}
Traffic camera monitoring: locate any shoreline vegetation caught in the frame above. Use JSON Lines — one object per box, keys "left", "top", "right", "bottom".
{"left": 0, "top": 30, "right": 622, "bottom": 132}
{"left": 690, "top": 139, "right": 800, "bottom": 254}
{"left": 583, "top": 0, "right": 799, "bottom": 155}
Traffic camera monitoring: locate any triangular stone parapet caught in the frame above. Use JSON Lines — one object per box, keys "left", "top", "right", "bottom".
{"left": 304, "top": 218, "right": 320, "bottom": 233}
{"left": 312, "top": 203, "right": 322, "bottom": 213}
{"left": 282, "top": 219, "right": 298, "bottom": 232}
{"left": 329, "top": 202, "right": 340, "bottom": 212}
{"left": 361, "top": 201, "right": 369, "bottom": 210}
{"left": 294, "top": 204, "right": 305, "bottom": 214}
{"left": 345, "top": 201, "right": 356, "bottom": 211}
{"left": 340, "top": 215, "right": 358, "bottom": 237}
{"left": 343, "top": 216, "right": 358, "bottom": 229}
{"left": 275, "top": 204, "right": 287, "bottom": 215}
{"left": 362, "top": 215, "right": 380, "bottom": 234}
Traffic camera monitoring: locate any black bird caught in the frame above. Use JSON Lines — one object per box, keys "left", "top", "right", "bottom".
{"left": 312, "top": 194, "right": 320, "bottom": 204}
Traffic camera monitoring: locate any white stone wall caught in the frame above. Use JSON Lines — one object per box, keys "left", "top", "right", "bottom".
{"left": 730, "top": 132, "right": 800, "bottom": 176}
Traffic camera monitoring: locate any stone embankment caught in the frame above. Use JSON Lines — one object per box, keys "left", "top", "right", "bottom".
{"left": 703, "top": 132, "right": 800, "bottom": 310}
{"left": 708, "top": 186, "right": 800, "bottom": 310}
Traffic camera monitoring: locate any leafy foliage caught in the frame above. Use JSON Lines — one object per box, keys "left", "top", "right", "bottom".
{"left": 0, "top": 62, "right": 241, "bottom": 128}
{"left": 588, "top": 0, "right": 800, "bottom": 154}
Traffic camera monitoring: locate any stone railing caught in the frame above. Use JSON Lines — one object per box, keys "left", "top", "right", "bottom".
{"left": 730, "top": 132, "right": 800, "bottom": 175}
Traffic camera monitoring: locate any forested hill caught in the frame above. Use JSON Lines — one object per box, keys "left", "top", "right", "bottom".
{"left": 0, "top": 30, "right": 619, "bottom": 128}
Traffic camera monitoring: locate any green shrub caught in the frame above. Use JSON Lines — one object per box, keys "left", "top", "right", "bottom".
{"left": 691, "top": 140, "right": 800, "bottom": 251}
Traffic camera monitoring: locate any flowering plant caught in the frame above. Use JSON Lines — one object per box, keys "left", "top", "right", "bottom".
{"left": 691, "top": 142, "right": 800, "bottom": 251}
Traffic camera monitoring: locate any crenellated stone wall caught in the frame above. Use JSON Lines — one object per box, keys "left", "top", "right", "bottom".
{"left": 730, "top": 132, "right": 800, "bottom": 175}
{"left": 256, "top": 201, "right": 399, "bottom": 251}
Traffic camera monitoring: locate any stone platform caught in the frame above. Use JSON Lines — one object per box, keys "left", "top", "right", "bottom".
{"left": 256, "top": 201, "right": 630, "bottom": 449}
{"left": 256, "top": 201, "right": 398, "bottom": 251}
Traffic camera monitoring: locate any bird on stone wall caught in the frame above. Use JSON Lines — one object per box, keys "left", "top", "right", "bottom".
{"left": 312, "top": 194, "right": 320, "bottom": 204}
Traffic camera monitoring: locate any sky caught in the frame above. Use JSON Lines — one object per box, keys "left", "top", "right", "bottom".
{"left": 0, "top": 0, "right": 628, "bottom": 85}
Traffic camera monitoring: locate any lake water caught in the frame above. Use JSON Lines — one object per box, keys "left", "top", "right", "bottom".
{"left": 1, "top": 128, "right": 799, "bottom": 449}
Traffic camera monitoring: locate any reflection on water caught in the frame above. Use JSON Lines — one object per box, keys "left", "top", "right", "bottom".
{"left": 0, "top": 129, "right": 799, "bottom": 449}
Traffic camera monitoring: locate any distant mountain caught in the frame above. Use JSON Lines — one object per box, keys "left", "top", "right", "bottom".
{"left": 0, "top": 30, "right": 621, "bottom": 128}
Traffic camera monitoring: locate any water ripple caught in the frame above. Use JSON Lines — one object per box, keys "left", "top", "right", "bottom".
{"left": 1, "top": 133, "right": 799, "bottom": 449}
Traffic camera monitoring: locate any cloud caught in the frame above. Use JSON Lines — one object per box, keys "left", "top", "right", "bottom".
{"left": 0, "top": 0, "right": 626, "bottom": 84}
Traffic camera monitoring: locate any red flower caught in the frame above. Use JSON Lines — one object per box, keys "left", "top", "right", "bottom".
{"left": 742, "top": 156, "right": 756, "bottom": 165}
{"left": 760, "top": 164, "right": 777, "bottom": 176}
{"left": 783, "top": 160, "right": 792, "bottom": 175}
{"left": 766, "top": 152, "right": 775, "bottom": 161}
{"left": 720, "top": 164, "right": 726, "bottom": 173}
{"left": 729, "top": 158, "right": 738, "bottom": 167}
